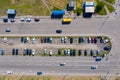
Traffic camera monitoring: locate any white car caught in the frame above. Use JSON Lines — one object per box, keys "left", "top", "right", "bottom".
{"left": 6, "top": 71, "right": 13, "bottom": 74}
{"left": 20, "top": 18, "right": 25, "bottom": 22}
{"left": 44, "top": 48, "right": 47, "bottom": 55}
{"left": 49, "top": 50, "right": 52, "bottom": 56}
{"left": 32, "top": 49, "right": 35, "bottom": 56}
{"left": 26, "top": 37, "right": 30, "bottom": 43}
{"left": 3, "top": 37, "right": 7, "bottom": 43}
{"left": 64, "top": 36, "right": 67, "bottom": 43}
{"left": 67, "top": 49, "right": 70, "bottom": 55}
{"left": 61, "top": 37, "right": 64, "bottom": 43}
{"left": 26, "top": 18, "right": 31, "bottom": 22}
{"left": 32, "top": 38, "right": 36, "bottom": 44}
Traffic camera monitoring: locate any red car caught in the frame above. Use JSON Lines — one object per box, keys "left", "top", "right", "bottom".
{"left": 91, "top": 37, "right": 94, "bottom": 43}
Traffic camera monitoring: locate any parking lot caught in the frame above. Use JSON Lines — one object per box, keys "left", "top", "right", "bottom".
{"left": 0, "top": 36, "right": 111, "bottom": 57}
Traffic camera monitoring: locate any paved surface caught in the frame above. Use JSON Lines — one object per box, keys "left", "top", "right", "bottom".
{"left": 0, "top": 1, "right": 120, "bottom": 76}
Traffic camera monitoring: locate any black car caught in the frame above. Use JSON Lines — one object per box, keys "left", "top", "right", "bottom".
{"left": 64, "top": 49, "right": 67, "bottom": 56}
{"left": 78, "top": 49, "right": 82, "bottom": 56}
{"left": 1, "top": 49, "right": 5, "bottom": 55}
{"left": 73, "top": 49, "right": 76, "bottom": 56}
{"left": 44, "top": 37, "right": 47, "bottom": 43}
{"left": 70, "top": 49, "right": 73, "bottom": 56}
{"left": 90, "top": 50, "right": 94, "bottom": 56}
{"left": 58, "top": 49, "right": 61, "bottom": 55}
{"left": 3, "top": 18, "right": 8, "bottom": 23}
{"left": 70, "top": 37, "right": 73, "bottom": 44}
{"left": 104, "top": 46, "right": 111, "bottom": 50}
{"left": 84, "top": 50, "right": 88, "bottom": 56}
{"left": 12, "top": 49, "right": 15, "bottom": 55}
{"left": 16, "top": 49, "right": 18, "bottom": 55}
{"left": 56, "top": 30, "right": 62, "bottom": 33}
{"left": 34, "top": 18, "right": 40, "bottom": 22}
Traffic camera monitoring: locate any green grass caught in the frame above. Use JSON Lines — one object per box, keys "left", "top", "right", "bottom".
{"left": 105, "top": 3, "right": 114, "bottom": 13}
{"left": 98, "top": 7, "right": 107, "bottom": 15}
{"left": 105, "top": 0, "right": 115, "bottom": 4}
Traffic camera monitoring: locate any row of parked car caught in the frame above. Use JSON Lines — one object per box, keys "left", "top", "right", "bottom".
{"left": 3, "top": 18, "right": 40, "bottom": 23}
{"left": 0, "top": 48, "right": 108, "bottom": 57}
{"left": 20, "top": 36, "right": 109, "bottom": 44}
{"left": 21, "top": 37, "right": 53, "bottom": 44}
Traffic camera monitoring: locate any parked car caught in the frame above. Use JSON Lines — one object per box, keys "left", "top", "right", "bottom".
{"left": 20, "top": 18, "right": 25, "bottom": 22}
{"left": 12, "top": 49, "right": 15, "bottom": 55}
{"left": 88, "top": 37, "right": 91, "bottom": 43}
{"left": 82, "top": 37, "right": 85, "bottom": 43}
{"left": 104, "top": 46, "right": 111, "bottom": 50}
{"left": 10, "top": 19, "right": 15, "bottom": 22}
{"left": 64, "top": 37, "right": 67, "bottom": 43}
{"left": 90, "top": 50, "right": 94, "bottom": 56}
{"left": 3, "top": 37, "right": 8, "bottom": 43}
{"left": 26, "top": 18, "right": 31, "bottom": 22}
{"left": 70, "top": 37, "right": 73, "bottom": 44}
{"left": 78, "top": 37, "right": 82, "bottom": 43}
{"left": 73, "top": 49, "right": 76, "bottom": 56}
{"left": 34, "top": 18, "right": 40, "bottom": 22}
{"left": 78, "top": 49, "right": 82, "bottom": 56}
{"left": 67, "top": 49, "right": 70, "bottom": 55}
{"left": 23, "top": 49, "right": 26, "bottom": 56}
{"left": 44, "top": 37, "right": 47, "bottom": 43}
{"left": 49, "top": 37, "right": 53, "bottom": 44}
{"left": 41, "top": 37, "right": 44, "bottom": 43}
{"left": 49, "top": 50, "right": 52, "bottom": 56}
{"left": 58, "top": 49, "right": 61, "bottom": 55}
{"left": 61, "top": 37, "right": 64, "bottom": 43}
{"left": 31, "top": 49, "right": 35, "bottom": 56}
{"left": 43, "top": 48, "right": 47, "bottom": 55}
{"left": 70, "top": 49, "right": 73, "bottom": 56}
{"left": 32, "top": 37, "right": 36, "bottom": 44}
{"left": 3, "top": 18, "right": 8, "bottom": 23}
{"left": 96, "top": 49, "right": 100, "bottom": 56}
{"left": 94, "top": 38, "right": 97, "bottom": 44}
{"left": 16, "top": 49, "right": 18, "bottom": 55}
{"left": 1, "top": 49, "right": 5, "bottom": 55}
{"left": 64, "top": 49, "right": 67, "bottom": 56}
{"left": 5, "top": 28, "right": 11, "bottom": 32}
{"left": 91, "top": 37, "right": 94, "bottom": 43}
{"left": 84, "top": 50, "right": 88, "bottom": 56}
{"left": 6, "top": 70, "right": 13, "bottom": 74}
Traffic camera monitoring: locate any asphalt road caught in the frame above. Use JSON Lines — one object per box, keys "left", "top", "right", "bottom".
{"left": 0, "top": 2, "right": 120, "bottom": 76}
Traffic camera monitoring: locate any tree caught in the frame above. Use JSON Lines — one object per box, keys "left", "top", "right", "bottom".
{"left": 95, "top": 1, "right": 104, "bottom": 13}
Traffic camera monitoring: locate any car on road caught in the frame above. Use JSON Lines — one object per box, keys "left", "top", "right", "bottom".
{"left": 60, "top": 62, "right": 66, "bottom": 66}
{"left": 5, "top": 28, "right": 11, "bottom": 32}
{"left": 91, "top": 66, "right": 98, "bottom": 69}
{"left": 56, "top": 30, "right": 62, "bottom": 33}
{"left": 95, "top": 57, "right": 102, "bottom": 61}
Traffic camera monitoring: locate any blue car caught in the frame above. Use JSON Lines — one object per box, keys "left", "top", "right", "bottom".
{"left": 104, "top": 46, "right": 111, "bottom": 50}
